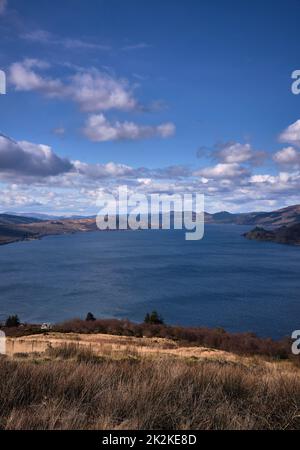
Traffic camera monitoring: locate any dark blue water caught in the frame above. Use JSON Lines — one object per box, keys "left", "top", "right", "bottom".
{"left": 0, "top": 225, "right": 299, "bottom": 339}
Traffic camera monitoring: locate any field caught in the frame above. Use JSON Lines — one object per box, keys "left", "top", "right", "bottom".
{"left": 1, "top": 330, "right": 300, "bottom": 430}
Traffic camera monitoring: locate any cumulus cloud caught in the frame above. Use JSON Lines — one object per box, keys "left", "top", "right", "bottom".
{"left": 73, "top": 160, "right": 136, "bottom": 179}
{"left": 0, "top": 134, "right": 73, "bottom": 179}
{"left": 9, "top": 59, "right": 63, "bottom": 95}
{"left": 9, "top": 60, "right": 137, "bottom": 112}
{"left": 83, "top": 114, "right": 175, "bottom": 141}
{"left": 194, "top": 163, "right": 249, "bottom": 180}
{"left": 279, "top": 119, "right": 300, "bottom": 147}
{"left": 0, "top": 133, "right": 147, "bottom": 184}
{"left": 249, "top": 171, "right": 300, "bottom": 196}
{"left": 273, "top": 146, "right": 300, "bottom": 168}
{"left": 214, "top": 142, "right": 253, "bottom": 163}
{"left": 0, "top": 0, "right": 7, "bottom": 15}
{"left": 250, "top": 174, "right": 277, "bottom": 184}
{"left": 2, "top": 122, "right": 300, "bottom": 214}
{"left": 68, "top": 71, "right": 137, "bottom": 112}
{"left": 213, "top": 141, "right": 265, "bottom": 166}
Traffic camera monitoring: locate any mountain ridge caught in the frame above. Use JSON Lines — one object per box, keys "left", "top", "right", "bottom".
{"left": 1, "top": 204, "right": 300, "bottom": 246}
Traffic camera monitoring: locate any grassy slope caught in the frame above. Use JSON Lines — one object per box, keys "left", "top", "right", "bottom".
{"left": 1, "top": 334, "right": 300, "bottom": 430}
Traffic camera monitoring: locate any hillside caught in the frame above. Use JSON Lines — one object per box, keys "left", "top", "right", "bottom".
{"left": 0, "top": 224, "right": 37, "bottom": 246}
{"left": 206, "top": 204, "right": 300, "bottom": 227}
{"left": 1, "top": 204, "right": 300, "bottom": 246}
{"left": 244, "top": 223, "right": 300, "bottom": 245}
{"left": 0, "top": 214, "right": 41, "bottom": 225}
{"left": 1, "top": 330, "right": 300, "bottom": 430}
{"left": 0, "top": 216, "right": 98, "bottom": 245}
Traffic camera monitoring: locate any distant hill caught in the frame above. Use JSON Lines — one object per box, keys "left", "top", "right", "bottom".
{"left": 3, "top": 212, "right": 95, "bottom": 220}
{"left": 0, "top": 214, "right": 42, "bottom": 225}
{"left": 3, "top": 212, "right": 57, "bottom": 220}
{"left": 3, "top": 204, "right": 300, "bottom": 227}
{"left": 0, "top": 212, "right": 41, "bottom": 245}
{"left": 206, "top": 204, "right": 300, "bottom": 227}
{"left": 0, "top": 216, "right": 98, "bottom": 246}
{"left": 1, "top": 204, "right": 300, "bottom": 246}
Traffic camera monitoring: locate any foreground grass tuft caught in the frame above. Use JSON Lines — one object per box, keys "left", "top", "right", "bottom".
{"left": 0, "top": 345, "right": 300, "bottom": 430}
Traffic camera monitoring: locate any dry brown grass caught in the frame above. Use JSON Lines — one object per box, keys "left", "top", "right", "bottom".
{"left": 5, "top": 332, "right": 245, "bottom": 363}
{"left": 1, "top": 345, "right": 300, "bottom": 430}
{"left": 52, "top": 318, "right": 292, "bottom": 360}
{"left": 3, "top": 318, "right": 293, "bottom": 361}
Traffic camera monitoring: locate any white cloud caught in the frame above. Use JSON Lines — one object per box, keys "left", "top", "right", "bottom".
{"left": 2, "top": 160, "right": 300, "bottom": 214}
{"left": 194, "top": 163, "right": 248, "bottom": 179}
{"left": 73, "top": 160, "right": 135, "bottom": 179}
{"left": 250, "top": 174, "right": 276, "bottom": 184}
{"left": 2, "top": 121, "right": 300, "bottom": 214}
{"left": 83, "top": 114, "right": 175, "bottom": 141}
{"left": 9, "top": 59, "right": 63, "bottom": 95}
{"left": 214, "top": 141, "right": 265, "bottom": 166}
{"left": 206, "top": 141, "right": 265, "bottom": 168}
{"left": 216, "top": 142, "right": 253, "bottom": 163}
{"left": 279, "top": 119, "right": 300, "bottom": 147}
{"left": 9, "top": 60, "right": 137, "bottom": 112}
{"left": 273, "top": 146, "right": 300, "bottom": 168}
{"left": 249, "top": 171, "right": 300, "bottom": 197}
{"left": 68, "top": 71, "right": 136, "bottom": 112}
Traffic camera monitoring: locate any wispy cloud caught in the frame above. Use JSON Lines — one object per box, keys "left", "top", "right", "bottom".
{"left": 194, "top": 162, "right": 249, "bottom": 180}
{"left": 21, "top": 29, "right": 111, "bottom": 51}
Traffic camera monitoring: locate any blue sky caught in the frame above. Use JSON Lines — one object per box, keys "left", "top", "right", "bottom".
{"left": 1, "top": 0, "right": 300, "bottom": 214}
